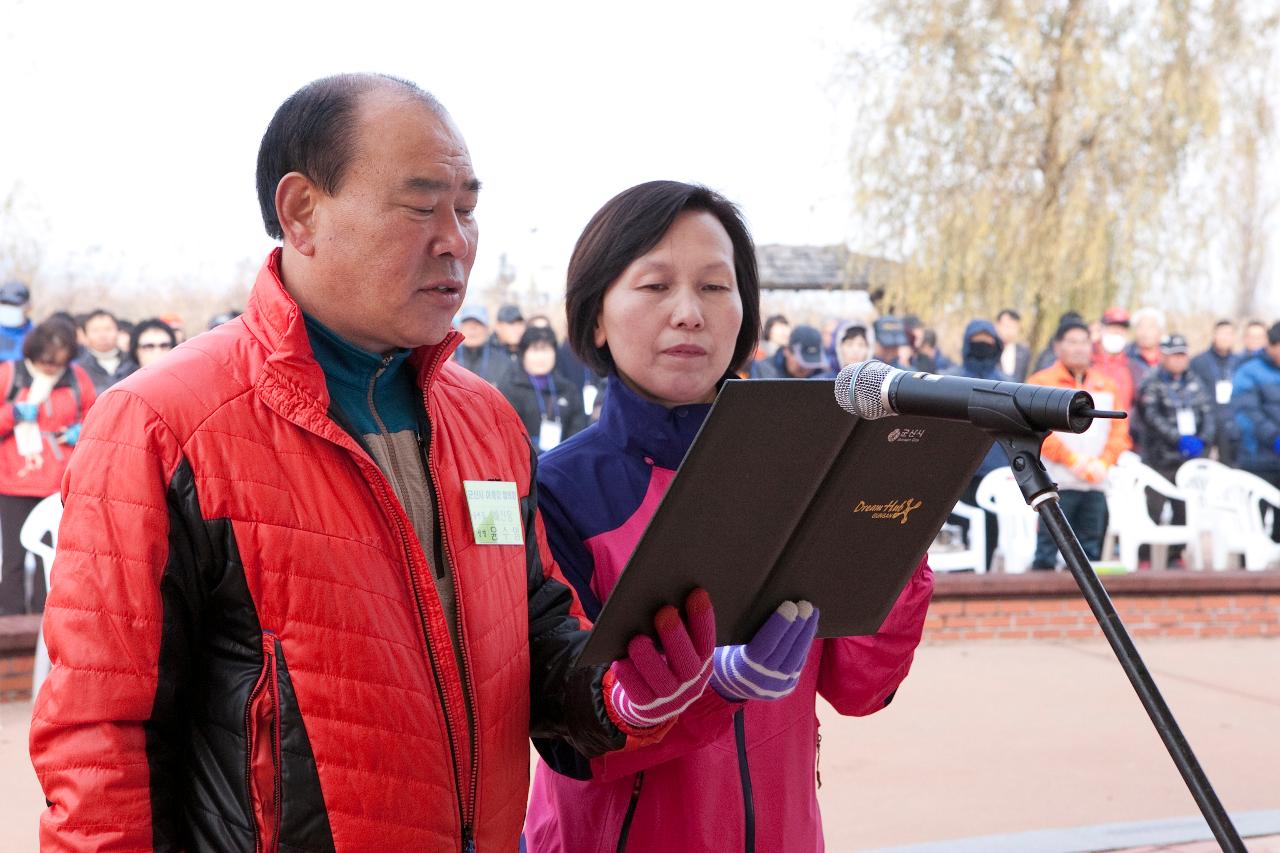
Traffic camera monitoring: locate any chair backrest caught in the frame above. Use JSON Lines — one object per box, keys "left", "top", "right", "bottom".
{"left": 975, "top": 467, "right": 1037, "bottom": 572}
{"left": 1174, "top": 458, "right": 1229, "bottom": 512}
{"left": 1231, "top": 469, "right": 1280, "bottom": 538}
{"left": 20, "top": 493, "right": 64, "bottom": 580}
{"left": 975, "top": 467, "right": 1020, "bottom": 513}
{"left": 1107, "top": 460, "right": 1188, "bottom": 530}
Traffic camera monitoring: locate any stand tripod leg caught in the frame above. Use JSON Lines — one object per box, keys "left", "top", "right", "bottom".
{"left": 1036, "top": 496, "right": 1246, "bottom": 852}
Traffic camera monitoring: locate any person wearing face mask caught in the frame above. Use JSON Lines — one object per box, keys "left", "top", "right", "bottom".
{"left": 943, "top": 320, "right": 1012, "bottom": 567}
{"left": 0, "top": 281, "right": 34, "bottom": 363}
{"left": 496, "top": 325, "right": 588, "bottom": 453}
{"left": 523, "top": 181, "right": 932, "bottom": 853}
{"left": 0, "top": 317, "right": 97, "bottom": 614}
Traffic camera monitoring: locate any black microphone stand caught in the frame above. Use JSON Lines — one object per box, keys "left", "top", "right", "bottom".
{"left": 987, "top": 422, "right": 1246, "bottom": 852}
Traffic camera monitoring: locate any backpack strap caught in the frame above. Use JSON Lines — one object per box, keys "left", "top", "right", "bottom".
{"left": 3, "top": 360, "right": 30, "bottom": 404}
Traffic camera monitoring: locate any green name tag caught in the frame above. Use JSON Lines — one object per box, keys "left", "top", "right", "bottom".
{"left": 462, "top": 481, "right": 524, "bottom": 546}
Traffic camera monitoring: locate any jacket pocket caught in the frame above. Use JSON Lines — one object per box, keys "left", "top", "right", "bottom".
{"left": 245, "top": 631, "right": 282, "bottom": 853}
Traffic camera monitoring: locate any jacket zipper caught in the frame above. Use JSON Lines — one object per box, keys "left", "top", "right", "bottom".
{"left": 362, "top": 349, "right": 477, "bottom": 850}
{"left": 615, "top": 772, "right": 645, "bottom": 853}
{"left": 418, "top": 344, "right": 480, "bottom": 850}
{"left": 734, "top": 708, "right": 756, "bottom": 853}
{"left": 244, "top": 631, "right": 282, "bottom": 853}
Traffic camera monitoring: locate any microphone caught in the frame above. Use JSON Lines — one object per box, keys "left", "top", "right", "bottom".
{"left": 834, "top": 360, "right": 1125, "bottom": 435}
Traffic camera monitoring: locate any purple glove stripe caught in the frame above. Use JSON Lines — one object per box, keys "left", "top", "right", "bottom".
{"left": 711, "top": 605, "right": 821, "bottom": 702}
{"left": 720, "top": 648, "right": 803, "bottom": 699}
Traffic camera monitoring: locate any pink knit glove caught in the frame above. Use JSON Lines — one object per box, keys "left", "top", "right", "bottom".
{"left": 606, "top": 588, "right": 716, "bottom": 731}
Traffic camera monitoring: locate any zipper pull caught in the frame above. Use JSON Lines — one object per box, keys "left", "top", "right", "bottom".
{"left": 462, "top": 825, "right": 475, "bottom": 853}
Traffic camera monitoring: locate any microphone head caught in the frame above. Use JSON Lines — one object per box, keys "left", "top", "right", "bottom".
{"left": 834, "top": 360, "right": 895, "bottom": 419}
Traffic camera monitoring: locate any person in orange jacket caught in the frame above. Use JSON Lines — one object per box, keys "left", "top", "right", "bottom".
{"left": 1026, "top": 317, "right": 1131, "bottom": 569}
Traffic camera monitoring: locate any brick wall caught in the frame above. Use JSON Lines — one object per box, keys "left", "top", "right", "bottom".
{"left": 2, "top": 573, "right": 1278, "bottom": 702}
{"left": 926, "top": 570, "right": 1280, "bottom": 642}
{"left": 0, "top": 614, "right": 40, "bottom": 702}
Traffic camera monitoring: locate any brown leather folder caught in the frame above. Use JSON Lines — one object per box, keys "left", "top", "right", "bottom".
{"left": 576, "top": 378, "right": 995, "bottom": 667}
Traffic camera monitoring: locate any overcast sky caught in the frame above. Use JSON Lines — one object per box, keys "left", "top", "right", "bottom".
{"left": 1, "top": 0, "right": 1275, "bottom": 316}
{"left": 0, "top": 0, "right": 860, "bottom": 300}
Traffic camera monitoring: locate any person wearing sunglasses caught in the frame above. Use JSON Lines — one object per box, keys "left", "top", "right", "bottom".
{"left": 127, "top": 317, "right": 179, "bottom": 368}
{"left": 0, "top": 317, "right": 97, "bottom": 614}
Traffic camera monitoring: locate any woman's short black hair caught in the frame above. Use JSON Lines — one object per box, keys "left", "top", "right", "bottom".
{"left": 762, "top": 314, "right": 789, "bottom": 339}
{"left": 564, "top": 180, "right": 760, "bottom": 376}
{"left": 256, "top": 73, "right": 443, "bottom": 240}
{"left": 129, "top": 317, "right": 179, "bottom": 365}
{"left": 518, "top": 324, "right": 558, "bottom": 359}
{"left": 21, "top": 317, "right": 77, "bottom": 364}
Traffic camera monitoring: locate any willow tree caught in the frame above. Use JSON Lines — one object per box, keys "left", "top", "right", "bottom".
{"left": 848, "top": 0, "right": 1276, "bottom": 346}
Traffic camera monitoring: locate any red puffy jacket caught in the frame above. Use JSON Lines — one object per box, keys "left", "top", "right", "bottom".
{"left": 30, "top": 250, "right": 630, "bottom": 852}
{"left": 0, "top": 360, "right": 96, "bottom": 497}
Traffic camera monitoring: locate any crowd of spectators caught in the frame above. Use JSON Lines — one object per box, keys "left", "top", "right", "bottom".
{"left": 0, "top": 268, "right": 1277, "bottom": 613}
{"left": 454, "top": 299, "right": 1280, "bottom": 570}
{"left": 0, "top": 281, "right": 238, "bottom": 614}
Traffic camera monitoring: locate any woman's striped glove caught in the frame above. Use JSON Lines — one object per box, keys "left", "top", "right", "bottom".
{"left": 606, "top": 588, "right": 717, "bottom": 731}
{"left": 710, "top": 600, "right": 819, "bottom": 702}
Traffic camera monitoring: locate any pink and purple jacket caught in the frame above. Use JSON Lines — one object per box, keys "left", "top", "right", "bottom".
{"left": 523, "top": 376, "right": 934, "bottom": 853}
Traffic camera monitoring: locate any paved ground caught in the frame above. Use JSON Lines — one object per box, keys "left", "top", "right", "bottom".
{"left": 816, "top": 639, "right": 1279, "bottom": 851}
{"left": 3, "top": 638, "right": 1276, "bottom": 851}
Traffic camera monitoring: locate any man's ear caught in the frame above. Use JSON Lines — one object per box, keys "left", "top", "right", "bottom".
{"left": 276, "top": 172, "right": 321, "bottom": 257}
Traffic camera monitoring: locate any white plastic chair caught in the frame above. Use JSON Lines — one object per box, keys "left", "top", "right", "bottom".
{"left": 929, "top": 501, "right": 987, "bottom": 573}
{"left": 975, "top": 467, "right": 1038, "bottom": 574}
{"left": 1174, "top": 458, "right": 1232, "bottom": 569}
{"left": 1215, "top": 470, "right": 1280, "bottom": 570}
{"left": 20, "top": 493, "right": 63, "bottom": 700}
{"left": 1102, "top": 460, "right": 1199, "bottom": 571}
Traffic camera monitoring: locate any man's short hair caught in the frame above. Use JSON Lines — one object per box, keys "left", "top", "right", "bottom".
{"left": 1269, "top": 321, "right": 1280, "bottom": 347}
{"left": 565, "top": 180, "right": 760, "bottom": 376}
{"left": 256, "top": 73, "right": 445, "bottom": 240}
{"left": 80, "top": 309, "right": 117, "bottom": 330}
{"left": 997, "top": 308, "right": 1021, "bottom": 323}
{"left": 1214, "top": 319, "right": 1235, "bottom": 329}
{"left": 1055, "top": 318, "right": 1091, "bottom": 341}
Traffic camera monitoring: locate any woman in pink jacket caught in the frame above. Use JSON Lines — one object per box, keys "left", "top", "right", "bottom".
{"left": 523, "top": 181, "right": 934, "bottom": 852}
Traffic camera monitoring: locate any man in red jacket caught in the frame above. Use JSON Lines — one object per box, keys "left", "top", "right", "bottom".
{"left": 29, "top": 73, "right": 715, "bottom": 852}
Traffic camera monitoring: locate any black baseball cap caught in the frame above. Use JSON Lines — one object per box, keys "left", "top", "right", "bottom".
{"left": 1160, "top": 333, "right": 1189, "bottom": 355}
{"left": 496, "top": 304, "right": 524, "bottom": 324}
{"left": 788, "top": 325, "right": 829, "bottom": 370}
{"left": 0, "top": 281, "right": 30, "bottom": 306}
{"left": 873, "top": 316, "right": 909, "bottom": 348}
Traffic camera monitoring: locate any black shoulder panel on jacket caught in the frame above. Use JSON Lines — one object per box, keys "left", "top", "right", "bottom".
{"left": 523, "top": 444, "right": 625, "bottom": 777}
{"left": 152, "top": 458, "right": 335, "bottom": 852}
